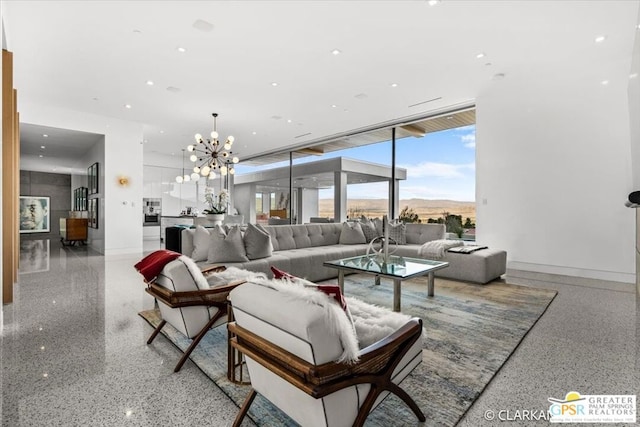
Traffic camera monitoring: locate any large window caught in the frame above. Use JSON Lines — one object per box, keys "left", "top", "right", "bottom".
{"left": 397, "top": 125, "right": 476, "bottom": 238}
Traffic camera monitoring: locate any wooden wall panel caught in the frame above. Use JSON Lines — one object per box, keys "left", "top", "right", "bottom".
{"left": 2, "top": 49, "right": 18, "bottom": 305}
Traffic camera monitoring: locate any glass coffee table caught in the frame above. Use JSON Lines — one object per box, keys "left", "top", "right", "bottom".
{"left": 324, "top": 254, "right": 449, "bottom": 312}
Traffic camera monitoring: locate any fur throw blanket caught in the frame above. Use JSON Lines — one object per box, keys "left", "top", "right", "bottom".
{"left": 249, "top": 277, "right": 361, "bottom": 364}
{"left": 204, "top": 266, "right": 267, "bottom": 287}
{"left": 418, "top": 239, "right": 464, "bottom": 259}
{"left": 346, "top": 297, "right": 418, "bottom": 349}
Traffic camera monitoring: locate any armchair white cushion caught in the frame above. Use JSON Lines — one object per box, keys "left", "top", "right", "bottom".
{"left": 228, "top": 279, "right": 425, "bottom": 427}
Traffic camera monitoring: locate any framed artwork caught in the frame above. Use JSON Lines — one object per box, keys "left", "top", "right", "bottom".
{"left": 88, "top": 162, "right": 99, "bottom": 194}
{"left": 19, "top": 196, "right": 50, "bottom": 233}
{"left": 88, "top": 198, "right": 99, "bottom": 229}
{"left": 73, "top": 187, "right": 88, "bottom": 211}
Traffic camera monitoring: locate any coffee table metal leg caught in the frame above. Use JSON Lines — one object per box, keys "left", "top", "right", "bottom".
{"left": 338, "top": 271, "right": 345, "bottom": 292}
{"left": 428, "top": 272, "right": 435, "bottom": 297}
{"left": 393, "top": 279, "right": 401, "bottom": 312}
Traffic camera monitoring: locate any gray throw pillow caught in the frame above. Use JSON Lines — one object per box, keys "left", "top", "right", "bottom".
{"left": 207, "top": 225, "right": 249, "bottom": 263}
{"left": 360, "top": 218, "right": 378, "bottom": 243}
{"left": 387, "top": 221, "right": 407, "bottom": 245}
{"left": 373, "top": 218, "right": 383, "bottom": 236}
{"left": 191, "top": 225, "right": 211, "bottom": 262}
{"left": 339, "top": 221, "right": 366, "bottom": 244}
{"left": 244, "top": 223, "right": 273, "bottom": 260}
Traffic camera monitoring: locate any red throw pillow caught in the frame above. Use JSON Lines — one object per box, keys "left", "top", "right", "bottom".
{"left": 271, "top": 266, "right": 296, "bottom": 280}
{"left": 317, "top": 284, "right": 348, "bottom": 311}
{"left": 270, "top": 266, "right": 347, "bottom": 311}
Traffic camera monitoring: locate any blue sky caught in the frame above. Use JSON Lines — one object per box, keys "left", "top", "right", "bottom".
{"left": 235, "top": 125, "right": 476, "bottom": 202}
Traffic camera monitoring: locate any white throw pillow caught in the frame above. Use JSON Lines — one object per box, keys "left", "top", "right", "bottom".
{"left": 191, "top": 225, "right": 211, "bottom": 262}
{"left": 339, "top": 221, "right": 366, "bottom": 244}
{"left": 207, "top": 225, "right": 249, "bottom": 263}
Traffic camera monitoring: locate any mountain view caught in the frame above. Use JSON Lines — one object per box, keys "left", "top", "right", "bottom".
{"left": 318, "top": 198, "right": 476, "bottom": 223}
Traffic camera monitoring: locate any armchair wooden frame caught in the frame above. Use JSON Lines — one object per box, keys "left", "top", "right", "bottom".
{"left": 144, "top": 265, "right": 245, "bottom": 373}
{"left": 228, "top": 317, "right": 426, "bottom": 427}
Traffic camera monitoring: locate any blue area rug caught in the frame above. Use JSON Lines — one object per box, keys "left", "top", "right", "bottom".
{"left": 139, "top": 275, "right": 556, "bottom": 426}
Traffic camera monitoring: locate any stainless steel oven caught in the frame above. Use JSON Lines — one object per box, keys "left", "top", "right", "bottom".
{"left": 143, "top": 198, "right": 162, "bottom": 226}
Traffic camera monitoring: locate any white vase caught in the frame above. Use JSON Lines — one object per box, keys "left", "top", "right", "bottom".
{"left": 207, "top": 213, "right": 225, "bottom": 226}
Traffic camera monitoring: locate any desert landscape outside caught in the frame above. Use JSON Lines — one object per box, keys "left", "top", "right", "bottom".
{"left": 318, "top": 198, "right": 476, "bottom": 224}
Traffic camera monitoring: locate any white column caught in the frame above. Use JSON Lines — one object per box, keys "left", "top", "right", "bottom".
{"left": 334, "top": 171, "right": 347, "bottom": 222}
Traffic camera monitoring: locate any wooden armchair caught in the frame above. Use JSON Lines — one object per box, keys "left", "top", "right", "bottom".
{"left": 228, "top": 281, "right": 425, "bottom": 427}
{"left": 144, "top": 262, "right": 244, "bottom": 372}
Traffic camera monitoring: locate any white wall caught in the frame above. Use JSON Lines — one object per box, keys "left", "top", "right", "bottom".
{"left": 19, "top": 102, "right": 144, "bottom": 256}
{"left": 476, "top": 75, "right": 635, "bottom": 284}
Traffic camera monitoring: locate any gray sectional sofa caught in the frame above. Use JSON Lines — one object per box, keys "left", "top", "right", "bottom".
{"left": 179, "top": 222, "right": 507, "bottom": 284}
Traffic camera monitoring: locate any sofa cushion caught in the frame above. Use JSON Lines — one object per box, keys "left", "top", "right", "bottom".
{"left": 190, "top": 225, "right": 211, "bottom": 262}
{"left": 244, "top": 223, "right": 273, "bottom": 260}
{"left": 404, "top": 223, "right": 445, "bottom": 244}
{"left": 339, "top": 221, "right": 366, "bottom": 244}
{"left": 207, "top": 225, "right": 249, "bottom": 263}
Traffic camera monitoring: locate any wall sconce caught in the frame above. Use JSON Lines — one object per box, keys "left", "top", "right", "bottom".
{"left": 117, "top": 176, "right": 130, "bottom": 187}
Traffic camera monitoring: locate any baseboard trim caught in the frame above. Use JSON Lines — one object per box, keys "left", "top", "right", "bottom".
{"left": 507, "top": 261, "right": 634, "bottom": 285}
{"left": 507, "top": 268, "right": 635, "bottom": 293}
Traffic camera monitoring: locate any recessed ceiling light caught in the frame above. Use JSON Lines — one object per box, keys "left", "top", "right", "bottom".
{"left": 601, "top": 80, "right": 609, "bottom": 85}
{"left": 40, "top": 145, "right": 45, "bottom": 149}
{"left": 390, "top": 83, "right": 398, "bottom": 87}
{"left": 476, "top": 52, "right": 485, "bottom": 59}
{"left": 177, "top": 47, "right": 186, "bottom": 53}
{"left": 595, "top": 35, "right": 607, "bottom": 43}
{"left": 271, "top": 82, "right": 278, "bottom": 87}
{"left": 331, "top": 49, "right": 341, "bottom": 55}
{"left": 331, "top": 104, "right": 337, "bottom": 108}
{"left": 159, "top": 130, "right": 164, "bottom": 134}
{"left": 42, "top": 134, "right": 48, "bottom": 138}
{"left": 427, "top": 0, "right": 440, "bottom": 5}
{"left": 124, "top": 104, "right": 132, "bottom": 109}
{"left": 146, "top": 80, "right": 154, "bottom": 86}
{"left": 287, "top": 119, "right": 292, "bottom": 123}
{"left": 630, "top": 73, "right": 639, "bottom": 79}
{"left": 192, "top": 19, "right": 214, "bottom": 32}
{"left": 252, "top": 131, "right": 257, "bottom": 135}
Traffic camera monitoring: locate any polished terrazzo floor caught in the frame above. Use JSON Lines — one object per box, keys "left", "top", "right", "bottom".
{"left": 1, "top": 238, "right": 636, "bottom": 426}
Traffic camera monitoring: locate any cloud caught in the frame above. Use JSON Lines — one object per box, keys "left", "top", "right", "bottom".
{"left": 398, "top": 161, "right": 475, "bottom": 179}
{"left": 461, "top": 133, "right": 476, "bottom": 149}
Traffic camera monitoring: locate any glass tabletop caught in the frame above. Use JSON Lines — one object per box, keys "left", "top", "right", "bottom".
{"left": 324, "top": 254, "right": 448, "bottom": 279}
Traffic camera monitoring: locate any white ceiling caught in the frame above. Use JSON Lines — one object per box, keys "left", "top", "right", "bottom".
{"left": 3, "top": 1, "right": 639, "bottom": 172}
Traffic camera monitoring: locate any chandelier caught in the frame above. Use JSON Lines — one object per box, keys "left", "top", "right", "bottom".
{"left": 186, "top": 113, "right": 239, "bottom": 181}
